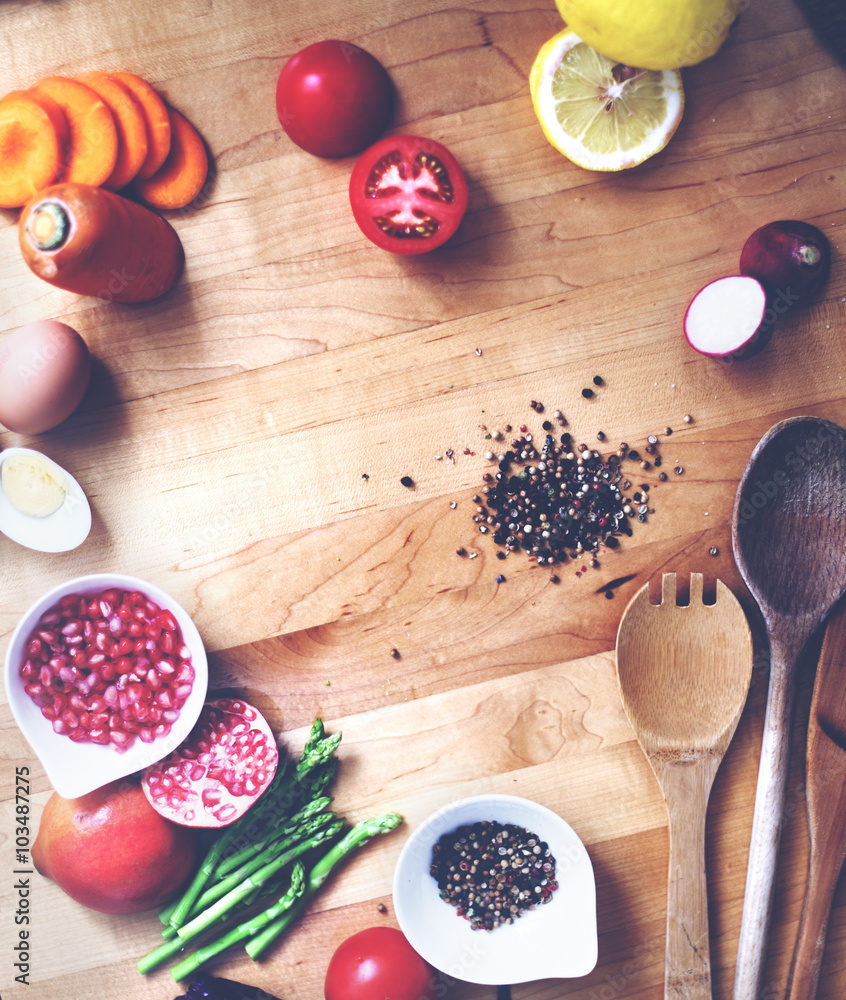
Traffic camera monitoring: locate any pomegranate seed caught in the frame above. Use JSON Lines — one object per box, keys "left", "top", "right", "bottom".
{"left": 156, "top": 689, "right": 174, "bottom": 709}
{"left": 89, "top": 728, "right": 110, "bottom": 744}
{"left": 110, "top": 730, "right": 134, "bottom": 751}
{"left": 128, "top": 621, "right": 144, "bottom": 637}
{"left": 52, "top": 719, "right": 68, "bottom": 735}
{"left": 60, "top": 709, "right": 80, "bottom": 728}
{"left": 176, "top": 663, "right": 195, "bottom": 683}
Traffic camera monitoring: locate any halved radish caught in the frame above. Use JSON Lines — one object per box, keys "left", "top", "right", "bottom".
{"left": 685, "top": 274, "right": 772, "bottom": 360}
{"left": 141, "top": 697, "right": 279, "bottom": 827}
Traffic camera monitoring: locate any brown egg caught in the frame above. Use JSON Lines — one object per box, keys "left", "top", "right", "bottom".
{"left": 0, "top": 321, "right": 91, "bottom": 434}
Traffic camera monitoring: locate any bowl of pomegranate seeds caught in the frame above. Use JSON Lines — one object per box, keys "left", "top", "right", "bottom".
{"left": 4, "top": 573, "right": 208, "bottom": 798}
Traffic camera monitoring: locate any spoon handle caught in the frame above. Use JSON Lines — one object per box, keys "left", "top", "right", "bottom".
{"left": 733, "top": 640, "right": 799, "bottom": 1000}
{"left": 652, "top": 756, "right": 718, "bottom": 1000}
{"left": 786, "top": 602, "right": 846, "bottom": 1000}
{"left": 785, "top": 730, "right": 846, "bottom": 1000}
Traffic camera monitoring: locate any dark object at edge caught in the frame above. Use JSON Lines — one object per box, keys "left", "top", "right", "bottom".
{"left": 794, "top": 0, "right": 846, "bottom": 66}
{"left": 176, "top": 974, "right": 282, "bottom": 1000}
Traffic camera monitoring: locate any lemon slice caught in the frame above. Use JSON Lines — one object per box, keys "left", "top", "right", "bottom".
{"left": 530, "top": 30, "right": 684, "bottom": 171}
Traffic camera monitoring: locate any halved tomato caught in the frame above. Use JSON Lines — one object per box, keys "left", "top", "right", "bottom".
{"left": 349, "top": 135, "right": 468, "bottom": 255}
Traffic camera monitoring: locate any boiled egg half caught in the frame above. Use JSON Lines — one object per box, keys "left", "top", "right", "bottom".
{"left": 0, "top": 447, "right": 91, "bottom": 552}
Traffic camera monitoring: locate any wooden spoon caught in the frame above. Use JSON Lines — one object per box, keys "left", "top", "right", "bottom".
{"left": 616, "top": 573, "right": 753, "bottom": 999}
{"left": 731, "top": 416, "right": 846, "bottom": 1000}
{"left": 786, "top": 594, "right": 846, "bottom": 1000}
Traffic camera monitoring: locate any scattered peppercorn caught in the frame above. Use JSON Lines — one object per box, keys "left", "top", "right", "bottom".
{"left": 593, "top": 375, "right": 604, "bottom": 386}
{"left": 495, "top": 574, "right": 506, "bottom": 583}
{"left": 400, "top": 476, "right": 415, "bottom": 488}
{"left": 581, "top": 388, "right": 594, "bottom": 399}
{"left": 684, "top": 414, "right": 694, "bottom": 424}
{"left": 709, "top": 546, "right": 719, "bottom": 556}
{"left": 430, "top": 821, "right": 558, "bottom": 931}
{"left": 390, "top": 648, "right": 400, "bottom": 659}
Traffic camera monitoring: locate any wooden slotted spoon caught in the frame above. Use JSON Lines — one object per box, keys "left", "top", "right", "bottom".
{"left": 616, "top": 573, "right": 753, "bottom": 999}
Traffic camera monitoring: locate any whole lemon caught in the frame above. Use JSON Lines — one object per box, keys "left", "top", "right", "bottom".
{"left": 554, "top": 0, "right": 742, "bottom": 70}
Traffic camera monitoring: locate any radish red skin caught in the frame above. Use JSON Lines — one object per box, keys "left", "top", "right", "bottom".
{"left": 740, "top": 220, "right": 831, "bottom": 303}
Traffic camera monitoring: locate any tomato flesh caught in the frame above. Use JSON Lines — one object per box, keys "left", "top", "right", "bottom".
{"left": 276, "top": 40, "right": 393, "bottom": 158}
{"left": 324, "top": 926, "right": 437, "bottom": 1000}
{"left": 350, "top": 135, "right": 468, "bottom": 255}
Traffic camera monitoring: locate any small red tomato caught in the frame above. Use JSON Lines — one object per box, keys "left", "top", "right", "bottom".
{"left": 276, "top": 39, "right": 393, "bottom": 158}
{"left": 349, "top": 134, "right": 468, "bottom": 255}
{"left": 324, "top": 926, "right": 437, "bottom": 1000}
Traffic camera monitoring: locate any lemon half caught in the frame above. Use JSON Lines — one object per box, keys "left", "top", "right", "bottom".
{"left": 555, "top": 0, "right": 742, "bottom": 70}
{"left": 530, "top": 31, "right": 684, "bottom": 172}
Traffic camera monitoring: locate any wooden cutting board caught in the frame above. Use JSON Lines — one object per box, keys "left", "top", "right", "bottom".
{"left": 0, "top": 0, "right": 845, "bottom": 998}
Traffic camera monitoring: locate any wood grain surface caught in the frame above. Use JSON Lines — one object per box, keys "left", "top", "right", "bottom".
{"left": 0, "top": 1, "right": 844, "bottom": 998}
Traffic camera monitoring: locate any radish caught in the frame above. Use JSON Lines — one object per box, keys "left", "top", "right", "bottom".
{"left": 684, "top": 274, "right": 773, "bottom": 360}
{"left": 740, "top": 220, "right": 831, "bottom": 303}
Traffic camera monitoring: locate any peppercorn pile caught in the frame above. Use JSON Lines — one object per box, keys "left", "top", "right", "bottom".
{"left": 466, "top": 399, "right": 689, "bottom": 571}
{"left": 430, "top": 820, "right": 558, "bottom": 931}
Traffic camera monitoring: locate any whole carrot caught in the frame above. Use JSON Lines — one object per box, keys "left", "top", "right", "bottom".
{"left": 19, "top": 182, "right": 184, "bottom": 303}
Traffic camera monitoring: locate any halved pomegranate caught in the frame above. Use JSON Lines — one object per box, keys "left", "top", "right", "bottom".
{"left": 141, "top": 698, "right": 279, "bottom": 827}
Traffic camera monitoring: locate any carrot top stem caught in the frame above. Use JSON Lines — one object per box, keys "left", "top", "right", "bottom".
{"left": 27, "top": 202, "right": 70, "bottom": 250}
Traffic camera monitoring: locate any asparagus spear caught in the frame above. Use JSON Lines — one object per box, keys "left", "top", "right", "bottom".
{"left": 215, "top": 763, "right": 337, "bottom": 878}
{"left": 176, "top": 817, "right": 345, "bottom": 943}
{"left": 166, "top": 723, "right": 340, "bottom": 930}
{"left": 181, "top": 805, "right": 337, "bottom": 918}
{"left": 245, "top": 812, "right": 403, "bottom": 961}
{"left": 170, "top": 862, "right": 307, "bottom": 982}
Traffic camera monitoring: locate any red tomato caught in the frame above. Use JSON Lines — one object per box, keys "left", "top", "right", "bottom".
{"left": 349, "top": 135, "right": 468, "bottom": 255}
{"left": 324, "top": 926, "right": 438, "bottom": 1000}
{"left": 276, "top": 40, "right": 393, "bottom": 158}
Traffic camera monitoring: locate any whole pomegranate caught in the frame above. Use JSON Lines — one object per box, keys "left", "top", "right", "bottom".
{"left": 32, "top": 778, "right": 198, "bottom": 914}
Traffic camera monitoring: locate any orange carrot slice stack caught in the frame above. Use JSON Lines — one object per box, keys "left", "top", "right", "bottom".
{"left": 111, "top": 72, "right": 172, "bottom": 180}
{"left": 76, "top": 71, "right": 148, "bottom": 190}
{"left": 0, "top": 90, "right": 69, "bottom": 208}
{"left": 133, "top": 106, "right": 208, "bottom": 210}
{"left": 32, "top": 76, "right": 119, "bottom": 188}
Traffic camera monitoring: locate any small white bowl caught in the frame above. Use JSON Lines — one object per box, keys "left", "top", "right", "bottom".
{"left": 4, "top": 573, "right": 208, "bottom": 799}
{"left": 393, "top": 793, "right": 597, "bottom": 987}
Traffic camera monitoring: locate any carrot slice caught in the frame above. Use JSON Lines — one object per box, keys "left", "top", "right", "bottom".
{"left": 111, "top": 72, "right": 171, "bottom": 179}
{"left": 0, "top": 89, "right": 69, "bottom": 208}
{"left": 32, "top": 76, "right": 118, "bottom": 187}
{"left": 76, "top": 71, "right": 148, "bottom": 190}
{"left": 133, "top": 106, "right": 208, "bottom": 211}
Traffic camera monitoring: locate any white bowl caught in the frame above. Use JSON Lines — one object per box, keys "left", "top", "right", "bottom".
{"left": 393, "top": 793, "right": 597, "bottom": 987}
{"left": 4, "top": 573, "right": 208, "bottom": 798}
